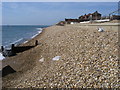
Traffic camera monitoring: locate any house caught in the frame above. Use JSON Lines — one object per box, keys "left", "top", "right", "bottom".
{"left": 65, "top": 18, "right": 80, "bottom": 24}
{"left": 64, "top": 11, "right": 102, "bottom": 24}
{"left": 92, "top": 11, "right": 101, "bottom": 20}
{"left": 111, "top": 15, "right": 120, "bottom": 20}
{"left": 79, "top": 11, "right": 102, "bottom": 21}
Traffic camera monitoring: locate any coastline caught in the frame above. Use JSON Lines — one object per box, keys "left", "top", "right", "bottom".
{"left": 19, "top": 26, "right": 51, "bottom": 46}
{"left": 0, "top": 26, "right": 50, "bottom": 60}
{"left": 1, "top": 25, "right": 52, "bottom": 69}
{"left": 2, "top": 26, "right": 48, "bottom": 48}
{"left": 2, "top": 22, "right": 119, "bottom": 88}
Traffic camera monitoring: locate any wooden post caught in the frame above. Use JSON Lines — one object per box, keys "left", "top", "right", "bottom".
{"left": 11, "top": 44, "right": 15, "bottom": 52}
{"left": 35, "top": 40, "right": 38, "bottom": 46}
{"left": 11, "top": 44, "right": 14, "bottom": 49}
{"left": 1, "top": 46, "right": 4, "bottom": 52}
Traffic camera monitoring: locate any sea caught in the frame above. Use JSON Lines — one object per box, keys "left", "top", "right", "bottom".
{"left": 1, "top": 25, "right": 49, "bottom": 48}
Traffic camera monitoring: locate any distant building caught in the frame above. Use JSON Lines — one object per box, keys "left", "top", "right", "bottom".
{"left": 79, "top": 11, "right": 102, "bottom": 21}
{"left": 65, "top": 19, "right": 80, "bottom": 24}
{"left": 109, "top": 9, "right": 120, "bottom": 20}
{"left": 111, "top": 15, "right": 120, "bottom": 20}
{"left": 92, "top": 11, "right": 101, "bottom": 20}
{"left": 65, "top": 11, "right": 102, "bottom": 24}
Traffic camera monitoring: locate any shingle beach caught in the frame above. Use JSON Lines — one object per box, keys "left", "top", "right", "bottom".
{"left": 2, "top": 22, "right": 119, "bottom": 88}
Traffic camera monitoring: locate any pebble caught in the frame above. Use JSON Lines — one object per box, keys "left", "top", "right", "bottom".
{"left": 3, "top": 25, "right": 118, "bottom": 88}
{"left": 39, "top": 58, "right": 44, "bottom": 62}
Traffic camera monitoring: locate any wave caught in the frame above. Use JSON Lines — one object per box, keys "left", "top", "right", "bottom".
{"left": 4, "top": 27, "right": 43, "bottom": 49}
{"left": 4, "top": 38, "right": 26, "bottom": 49}
{"left": 11, "top": 38, "right": 24, "bottom": 45}
{"left": 36, "top": 28, "right": 43, "bottom": 30}
{"left": 31, "top": 28, "right": 43, "bottom": 39}
{"left": 12, "top": 28, "right": 43, "bottom": 45}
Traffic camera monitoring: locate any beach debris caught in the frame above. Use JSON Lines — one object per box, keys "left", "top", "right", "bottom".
{"left": 35, "top": 40, "right": 38, "bottom": 46}
{"left": 98, "top": 27, "right": 104, "bottom": 32}
{"left": 2, "top": 44, "right": 16, "bottom": 57}
{"left": 2, "top": 49, "right": 13, "bottom": 57}
{"left": 1, "top": 65, "right": 16, "bottom": 77}
{"left": 71, "top": 22, "right": 74, "bottom": 24}
{"left": 0, "top": 53, "right": 5, "bottom": 60}
{"left": 39, "top": 58, "right": 44, "bottom": 62}
{"left": 52, "top": 56, "right": 61, "bottom": 61}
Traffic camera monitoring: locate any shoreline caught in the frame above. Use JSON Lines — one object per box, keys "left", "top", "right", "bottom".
{"left": 2, "top": 22, "right": 119, "bottom": 88}
{"left": 1, "top": 25, "right": 51, "bottom": 49}
{"left": 0, "top": 26, "right": 51, "bottom": 60}
{"left": 19, "top": 25, "right": 52, "bottom": 46}
{"left": 1, "top": 25, "right": 52, "bottom": 68}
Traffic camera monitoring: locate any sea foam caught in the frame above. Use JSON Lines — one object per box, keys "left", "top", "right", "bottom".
{"left": 0, "top": 53, "right": 5, "bottom": 60}
{"left": 31, "top": 28, "right": 43, "bottom": 39}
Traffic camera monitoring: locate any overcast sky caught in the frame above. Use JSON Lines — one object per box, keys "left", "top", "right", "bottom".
{"left": 2, "top": 2, "right": 118, "bottom": 25}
